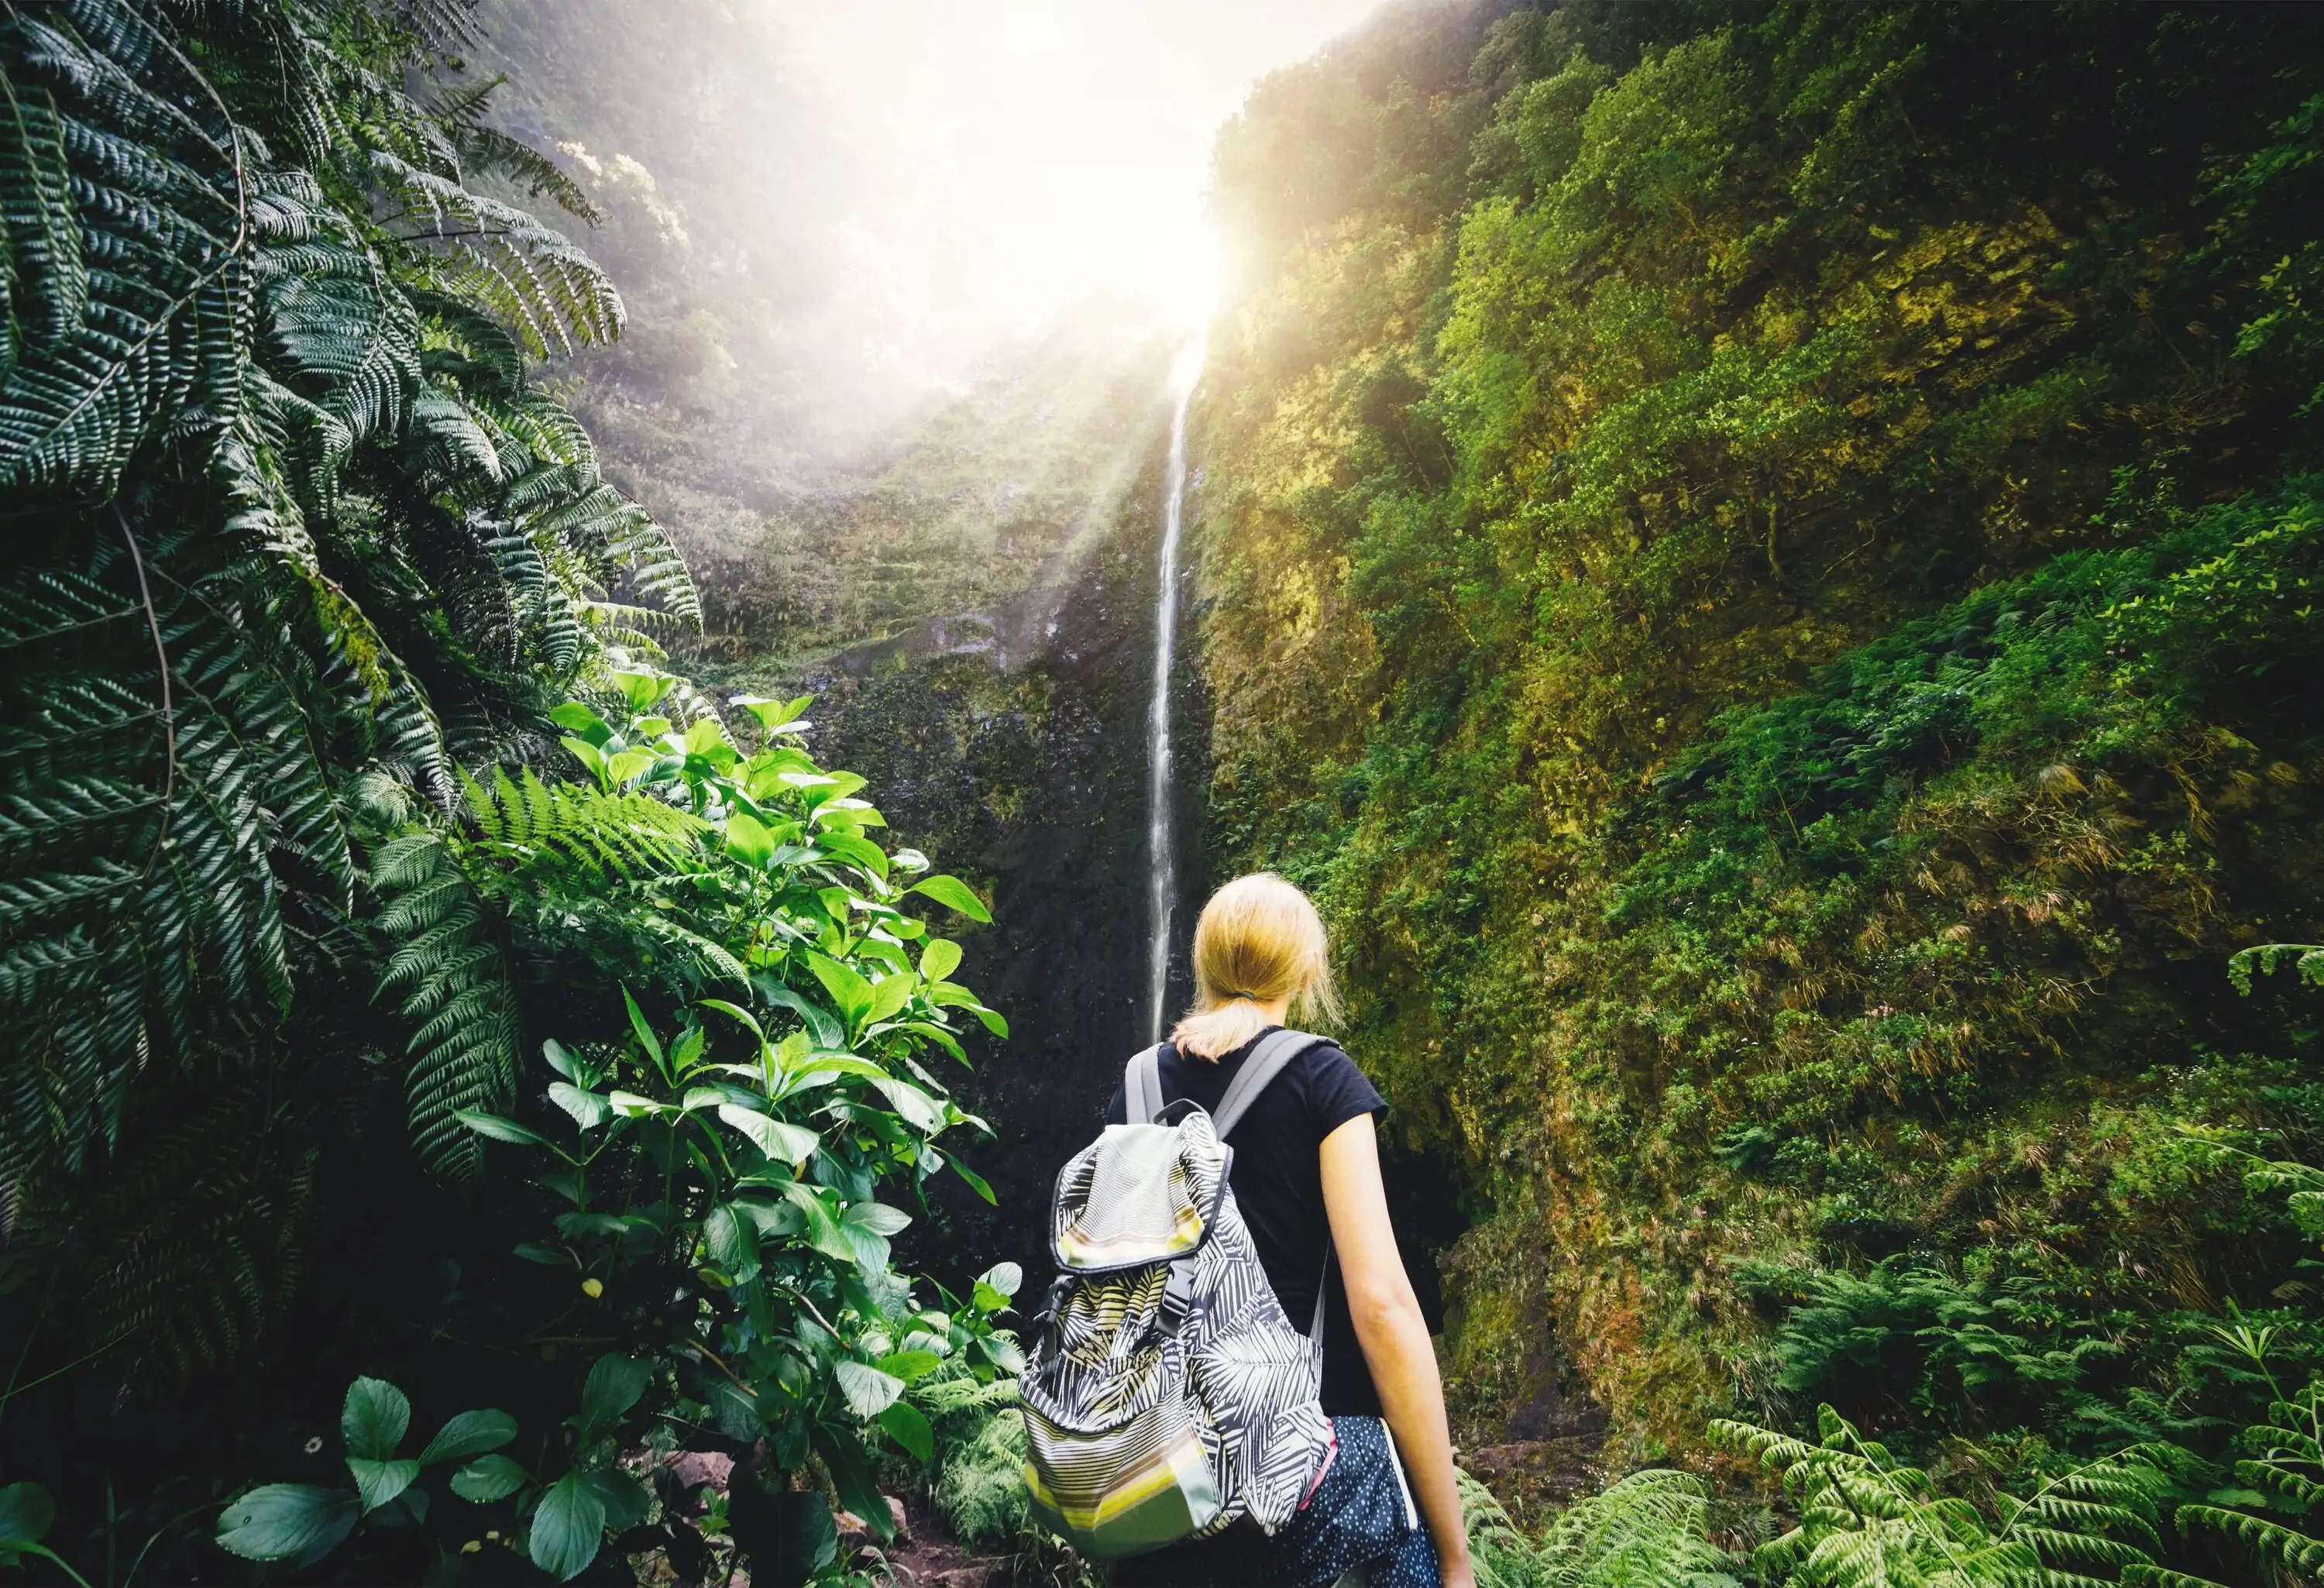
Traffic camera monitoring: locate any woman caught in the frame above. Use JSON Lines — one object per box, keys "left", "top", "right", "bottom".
{"left": 1105, "top": 873, "right": 1474, "bottom": 1588}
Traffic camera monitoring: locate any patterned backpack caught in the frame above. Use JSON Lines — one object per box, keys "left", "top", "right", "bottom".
{"left": 1019, "top": 1030, "right": 1337, "bottom": 1559}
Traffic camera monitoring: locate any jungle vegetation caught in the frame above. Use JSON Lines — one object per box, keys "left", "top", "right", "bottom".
{"left": 0, "top": 2, "right": 1016, "bottom": 1582}
{"left": 12, "top": 0, "right": 2324, "bottom": 1585}
{"left": 1194, "top": 0, "right": 2324, "bottom": 1579}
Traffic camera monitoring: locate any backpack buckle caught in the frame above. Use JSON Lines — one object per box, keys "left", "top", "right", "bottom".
{"left": 1156, "top": 1254, "right": 1199, "bottom": 1335}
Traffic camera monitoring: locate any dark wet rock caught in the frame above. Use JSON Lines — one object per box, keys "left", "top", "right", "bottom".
{"left": 807, "top": 426, "right": 1206, "bottom": 1295}
{"left": 1459, "top": 1437, "right": 1609, "bottom": 1531}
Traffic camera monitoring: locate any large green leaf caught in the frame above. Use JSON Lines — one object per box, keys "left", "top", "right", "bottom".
{"left": 870, "top": 1075, "right": 948, "bottom": 1134}
{"left": 704, "top": 1201, "right": 760, "bottom": 1280}
{"left": 754, "top": 974, "right": 845, "bottom": 1050}
{"left": 584, "top": 1469, "right": 652, "bottom": 1532}
{"left": 621, "top": 985, "right": 665, "bottom": 1067}
{"left": 610, "top": 670, "right": 675, "bottom": 711}
{"left": 817, "top": 828, "right": 889, "bottom": 878}
{"left": 876, "top": 1349, "right": 945, "bottom": 1383}
{"left": 863, "top": 970, "right": 915, "bottom": 1027}
{"left": 417, "top": 1408, "right": 517, "bottom": 1466}
{"left": 975, "top": 1334, "right": 1027, "bottom": 1374}
{"left": 342, "top": 1377, "right": 411, "bottom": 1461}
{"left": 846, "top": 1201, "right": 913, "bottom": 1238}
{"left": 456, "top": 1109, "right": 553, "bottom": 1147}
{"left": 0, "top": 1483, "right": 53, "bottom": 1548}
{"left": 807, "top": 953, "right": 875, "bottom": 1026}
{"left": 547, "top": 702, "right": 612, "bottom": 744}
{"left": 951, "top": 1154, "right": 997, "bottom": 1204}
{"left": 528, "top": 1472, "right": 606, "bottom": 1582}
{"left": 918, "top": 937, "right": 963, "bottom": 982}
{"left": 782, "top": 1182, "right": 861, "bottom": 1263}
{"left": 215, "top": 1485, "right": 360, "bottom": 1562}
{"left": 834, "top": 1359, "right": 903, "bottom": 1418}
{"left": 347, "top": 1457, "right": 420, "bottom": 1514}
{"left": 718, "top": 1103, "right": 820, "bottom": 1168}
{"left": 727, "top": 1480, "right": 835, "bottom": 1588}
{"left": 548, "top": 1082, "right": 612, "bottom": 1130}
{"left": 726, "top": 809, "right": 776, "bottom": 868}
{"left": 572, "top": 1353, "right": 651, "bottom": 1442}
{"left": 906, "top": 874, "right": 990, "bottom": 923}
{"left": 877, "top": 1401, "right": 935, "bottom": 1463}
{"left": 733, "top": 693, "right": 813, "bottom": 732}
{"left": 449, "top": 1454, "right": 529, "bottom": 1503}
{"left": 839, "top": 1199, "right": 912, "bottom": 1268}
{"left": 816, "top": 1431, "right": 895, "bottom": 1541}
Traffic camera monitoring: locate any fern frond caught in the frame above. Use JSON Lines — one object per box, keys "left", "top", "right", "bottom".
{"left": 0, "top": 0, "right": 700, "bottom": 1380}
{"left": 69, "top": 1074, "right": 317, "bottom": 1386}
{"left": 2179, "top": 1504, "right": 2324, "bottom": 1574}
{"left": 370, "top": 149, "right": 622, "bottom": 356}
{"left": 458, "top": 768, "right": 702, "bottom": 879}
{"left": 366, "top": 826, "right": 517, "bottom": 1181}
{"left": 389, "top": 0, "right": 482, "bottom": 49}
{"left": 2120, "top": 1566, "right": 2233, "bottom": 1588}
{"left": 0, "top": 2, "right": 245, "bottom": 496}
{"left": 446, "top": 115, "right": 600, "bottom": 224}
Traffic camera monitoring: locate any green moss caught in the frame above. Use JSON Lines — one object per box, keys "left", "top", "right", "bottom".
{"left": 1192, "top": 0, "right": 2324, "bottom": 1452}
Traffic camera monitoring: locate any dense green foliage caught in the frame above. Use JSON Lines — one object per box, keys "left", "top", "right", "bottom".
{"left": 195, "top": 677, "right": 1018, "bottom": 1582}
{"left": 0, "top": 0, "right": 689, "bottom": 1384}
{"left": 0, "top": 4, "right": 1024, "bottom": 1583}
{"left": 1194, "top": 0, "right": 2324, "bottom": 1570}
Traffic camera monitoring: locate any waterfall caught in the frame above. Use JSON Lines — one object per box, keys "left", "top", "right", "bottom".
{"left": 1146, "top": 341, "right": 1205, "bottom": 1044}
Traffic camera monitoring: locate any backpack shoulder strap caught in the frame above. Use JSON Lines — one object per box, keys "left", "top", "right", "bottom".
{"left": 1123, "top": 1043, "right": 1167, "bottom": 1125}
{"left": 1211, "top": 1028, "right": 1329, "bottom": 1138}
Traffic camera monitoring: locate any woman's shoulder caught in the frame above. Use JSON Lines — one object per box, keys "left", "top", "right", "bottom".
{"left": 1291, "top": 1036, "right": 1384, "bottom": 1122}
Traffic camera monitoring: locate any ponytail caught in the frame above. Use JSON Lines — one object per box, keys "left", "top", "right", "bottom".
{"left": 1168, "top": 873, "right": 1342, "bottom": 1060}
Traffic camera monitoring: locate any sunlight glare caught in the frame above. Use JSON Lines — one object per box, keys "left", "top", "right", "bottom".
{"left": 761, "top": 0, "right": 1374, "bottom": 353}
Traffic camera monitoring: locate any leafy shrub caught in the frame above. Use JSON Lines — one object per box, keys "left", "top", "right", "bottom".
{"left": 205, "top": 675, "right": 1018, "bottom": 1583}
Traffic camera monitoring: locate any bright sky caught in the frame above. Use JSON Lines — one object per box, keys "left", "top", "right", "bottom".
{"left": 768, "top": 0, "right": 1385, "bottom": 337}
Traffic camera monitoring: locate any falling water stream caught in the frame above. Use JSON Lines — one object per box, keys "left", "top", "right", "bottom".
{"left": 1146, "top": 342, "right": 1206, "bottom": 1043}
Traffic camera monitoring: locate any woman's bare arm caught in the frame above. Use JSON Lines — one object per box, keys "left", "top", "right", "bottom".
{"left": 1320, "top": 1112, "right": 1473, "bottom": 1586}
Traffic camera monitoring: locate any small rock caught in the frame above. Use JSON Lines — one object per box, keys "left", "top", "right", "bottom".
{"left": 834, "top": 1495, "right": 909, "bottom": 1545}
{"left": 665, "top": 1450, "right": 734, "bottom": 1491}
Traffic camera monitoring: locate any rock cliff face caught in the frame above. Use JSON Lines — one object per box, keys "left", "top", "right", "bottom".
{"left": 806, "top": 428, "right": 1212, "bottom": 1289}
{"left": 803, "top": 440, "right": 1476, "bottom": 1332}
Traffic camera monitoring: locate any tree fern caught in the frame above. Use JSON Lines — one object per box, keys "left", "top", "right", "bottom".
{"left": 74, "top": 1078, "right": 319, "bottom": 1384}
{"left": 2168, "top": 1293, "right": 2324, "bottom": 1584}
{"left": 370, "top": 149, "right": 622, "bottom": 357}
{"left": 0, "top": 1, "right": 244, "bottom": 497}
{"left": 0, "top": 0, "right": 693, "bottom": 1396}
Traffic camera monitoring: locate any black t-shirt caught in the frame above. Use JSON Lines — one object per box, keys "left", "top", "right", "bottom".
{"left": 1102, "top": 1028, "right": 1388, "bottom": 1417}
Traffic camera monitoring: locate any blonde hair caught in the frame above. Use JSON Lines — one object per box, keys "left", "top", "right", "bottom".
{"left": 1169, "top": 873, "right": 1343, "bottom": 1060}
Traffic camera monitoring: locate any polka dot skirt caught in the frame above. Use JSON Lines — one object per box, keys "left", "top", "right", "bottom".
{"left": 1270, "top": 1416, "right": 1444, "bottom": 1588}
